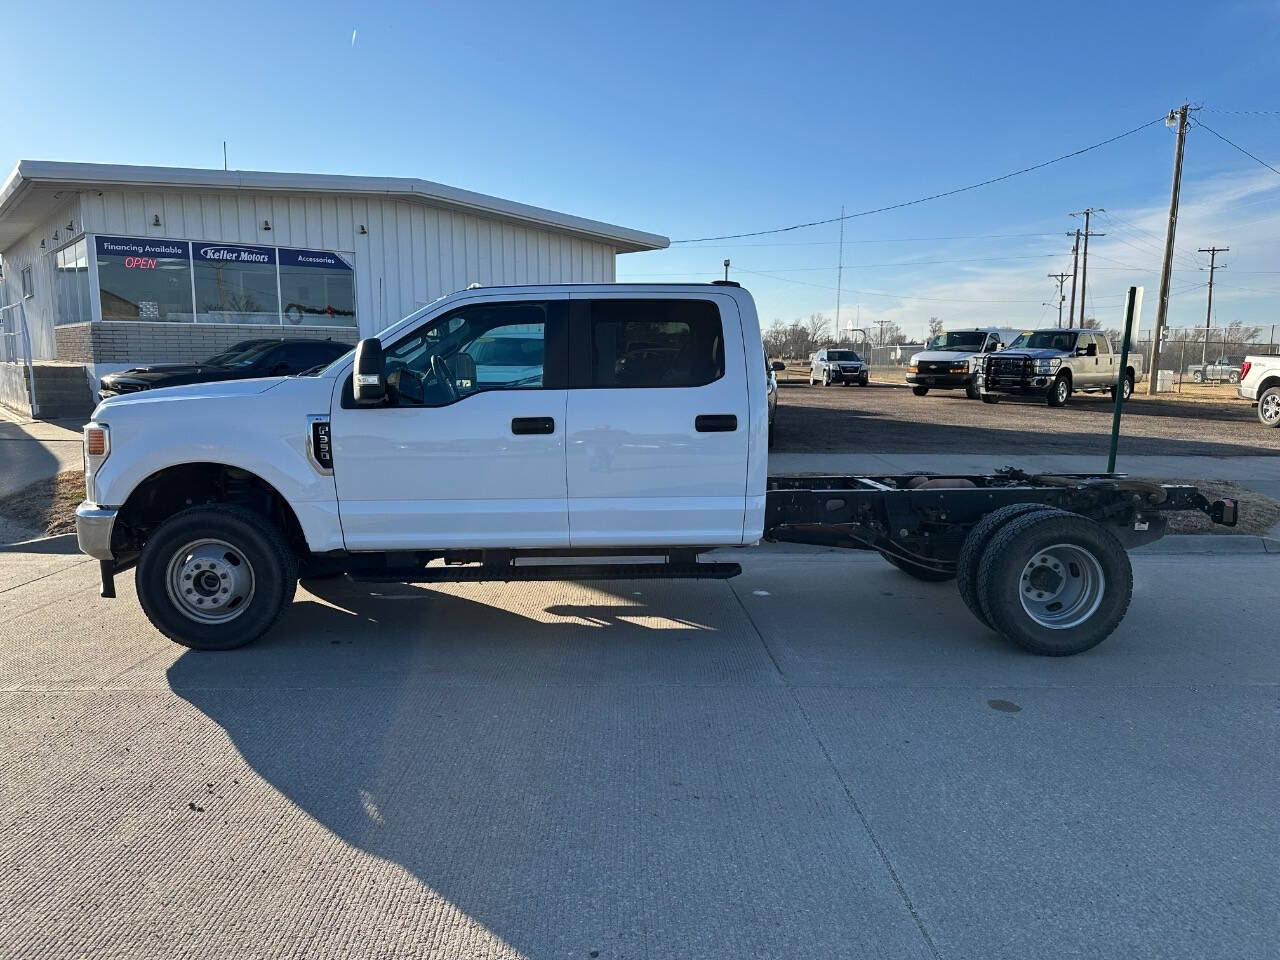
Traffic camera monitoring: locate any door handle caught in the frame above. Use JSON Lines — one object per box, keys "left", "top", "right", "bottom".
{"left": 511, "top": 416, "right": 555, "bottom": 435}
{"left": 695, "top": 414, "right": 737, "bottom": 432}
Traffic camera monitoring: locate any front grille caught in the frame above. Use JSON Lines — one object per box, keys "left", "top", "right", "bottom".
{"left": 988, "top": 356, "right": 1028, "bottom": 377}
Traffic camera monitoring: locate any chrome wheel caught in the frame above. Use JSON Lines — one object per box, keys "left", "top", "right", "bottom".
{"left": 1056, "top": 379, "right": 1070, "bottom": 404}
{"left": 165, "top": 538, "right": 256, "bottom": 624}
{"left": 1262, "top": 391, "right": 1280, "bottom": 425}
{"left": 1019, "top": 543, "right": 1105, "bottom": 630}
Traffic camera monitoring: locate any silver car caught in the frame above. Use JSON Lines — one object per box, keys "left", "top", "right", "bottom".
{"left": 809, "top": 348, "right": 868, "bottom": 387}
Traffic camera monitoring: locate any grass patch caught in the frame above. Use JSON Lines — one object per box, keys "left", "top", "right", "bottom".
{"left": 1151, "top": 478, "right": 1280, "bottom": 536}
{"left": 0, "top": 470, "right": 83, "bottom": 537}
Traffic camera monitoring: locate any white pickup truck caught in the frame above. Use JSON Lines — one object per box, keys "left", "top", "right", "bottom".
{"left": 76, "top": 283, "right": 1236, "bottom": 656}
{"left": 1238, "top": 355, "right": 1280, "bottom": 427}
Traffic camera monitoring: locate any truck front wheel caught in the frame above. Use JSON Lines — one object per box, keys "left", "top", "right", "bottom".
{"left": 911, "top": 385, "right": 929, "bottom": 396}
{"left": 976, "top": 511, "right": 1132, "bottom": 656}
{"left": 136, "top": 505, "right": 298, "bottom": 650}
{"left": 1047, "top": 374, "right": 1071, "bottom": 407}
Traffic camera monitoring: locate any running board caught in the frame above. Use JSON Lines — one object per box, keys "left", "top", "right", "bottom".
{"left": 351, "top": 561, "right": 742, "bottom": 584}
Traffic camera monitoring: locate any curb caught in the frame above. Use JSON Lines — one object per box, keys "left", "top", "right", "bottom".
{"left": 1132, "top": 534, "right": 1280, "bottom": 555}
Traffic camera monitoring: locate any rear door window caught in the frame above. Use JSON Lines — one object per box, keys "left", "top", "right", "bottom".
{"left": 586, "top": 299, "right": 725, "bottom": 388}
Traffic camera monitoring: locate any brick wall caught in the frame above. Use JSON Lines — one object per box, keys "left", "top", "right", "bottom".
{"left": 55, "top": 322, "right": 357, "bottom": 364}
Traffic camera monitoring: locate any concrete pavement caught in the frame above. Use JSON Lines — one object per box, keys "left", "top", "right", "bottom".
{"left": 1, "top": 543, "right": 1275, "bottom": 959}
{"left": 0, "top": 407, "right": 83, "bottom": 498}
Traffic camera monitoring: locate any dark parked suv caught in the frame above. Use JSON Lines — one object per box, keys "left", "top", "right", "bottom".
{"left": 98, "top": 339, "right": 352, "bottom": 401}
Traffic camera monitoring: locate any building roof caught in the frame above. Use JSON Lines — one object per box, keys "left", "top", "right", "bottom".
{"left": 0, "top": 160, "right": 669, "bottom": 253}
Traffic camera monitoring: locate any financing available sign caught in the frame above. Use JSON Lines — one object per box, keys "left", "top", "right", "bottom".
{"left": 96, "top": 236, "right": 189, "bottom": 260}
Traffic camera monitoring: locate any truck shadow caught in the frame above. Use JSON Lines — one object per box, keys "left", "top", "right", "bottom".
{"left": 162, "top": 580, "right": 836, "bottom": 957}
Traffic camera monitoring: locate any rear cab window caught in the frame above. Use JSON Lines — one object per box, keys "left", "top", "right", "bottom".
{"left": 582, "top": 299, "right": 725, "bottom": 388}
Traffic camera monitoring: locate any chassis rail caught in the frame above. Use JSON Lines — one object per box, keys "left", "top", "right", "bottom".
{"left": 764, "top": 468, "right": 1236, "bottom": 571}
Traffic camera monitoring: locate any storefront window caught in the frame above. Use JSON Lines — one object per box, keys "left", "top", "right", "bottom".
{"left": 193, "top": 243, "right": 280, "bottom": 324}
{"left": 55, "top": 239, "right": 91, "bottom": 325}
{"left": 278, "top": 248, "right": 356, "bottom": 327}
{"left": 92, "top": 235, "right": 355, "bottom": 327}
{"left": 96, "top": 236, "right": 193, "bottom": 322}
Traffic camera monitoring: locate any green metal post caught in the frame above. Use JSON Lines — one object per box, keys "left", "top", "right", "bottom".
{"left": 1107, "top": 286, "right": 1139, "bottom": 473}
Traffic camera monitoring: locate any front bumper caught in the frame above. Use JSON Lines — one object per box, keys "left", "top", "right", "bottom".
{"left": 75, "top": 502, "right": 118, "bottom": 560}
{"left": 907, "top": 372, "right": 971, "bottom": 388}
{"left": 829, "top": 367, "right": 866, "bottom": 382}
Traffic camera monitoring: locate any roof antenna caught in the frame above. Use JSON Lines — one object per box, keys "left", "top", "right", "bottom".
{"left": 222, "top": 141, "right": 228, "bottom": 171}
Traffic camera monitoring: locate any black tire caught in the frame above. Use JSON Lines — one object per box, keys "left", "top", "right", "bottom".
{"left": 981, "top": 393, "right": 1000, "bottom": 404}
{"left": 976, "top": 511, "right": 1132, "bottom": 656}
{"left": 136, "top": 504, "right": 298, "bottom": 651}
{"left": 1229, "top": 370, "right": 1240, "bottom": 384}
{"left": 966, "top": 382, "right": 981, "bottom": 400}
{"left": 1109, "top": 371, "right": 1134, "bottom": 401}
{"left": 957, "top": 503, "right": 1064, "bottom": 628}
{"left": 1192, "top": 370, "right": 1204, "bottom": 383}
{"left": 911, "top": 385, "right": 929, "bottom": 397}
{"left": 859, "top": 375, "right": 869, "bottom": 387}
{"left": 1047, "top": 374, "right": 1071, "bottom": 407}
{"left": 822, "top": 371, "right": 831, "bottom": 386}
{"left": 768, "top": 417, "right": 776, "bottom": 448}
{"left": 879, "top": 549, "right": 955, "bottom": 582}
{"left": 1258, "top": 386, "right": 1280, "bottom": 428}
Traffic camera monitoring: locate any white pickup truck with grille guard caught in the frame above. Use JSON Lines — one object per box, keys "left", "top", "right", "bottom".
{"left": 76, "top": 283, "right": 1236, "bottom": 656}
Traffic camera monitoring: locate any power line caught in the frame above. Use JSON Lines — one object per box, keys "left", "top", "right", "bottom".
{"left": 1194, "top": 120, "right": 1280, "bottom": 177}
{"left": 670, "top": 116, "right": 1166, "bottom": 243}
{"left": 672, "top": 231, "right": 1067, "bottom": 248}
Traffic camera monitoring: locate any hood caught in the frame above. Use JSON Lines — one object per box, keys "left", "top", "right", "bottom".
{"left": 911, "top": 350, "right": 977, "bottom": 363}
{"left": 95, "top": 376, "right": 289, "bottom": 413}
{"left": 102, "top": 364, "right": 235, "bottom": 386}
{"left": 993, "top": 347, "right": 1071, "bottom": 360}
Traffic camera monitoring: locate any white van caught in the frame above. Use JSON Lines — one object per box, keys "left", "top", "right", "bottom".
{"left": 907, "top": 327, "right": 1026, "bottom": 399}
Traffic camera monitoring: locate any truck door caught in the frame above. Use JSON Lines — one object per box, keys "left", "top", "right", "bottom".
{"left": 564, "top": 294, "right": 751, "bottom": 547}
{"left": 1093, "top": 333, "right": 1115, "bottom": 386}
{"left": 329, "top": 296, "right": 570, "bottom": 551}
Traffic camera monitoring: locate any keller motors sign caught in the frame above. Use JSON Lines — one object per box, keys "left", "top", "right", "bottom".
{"left": 194, "top": 242, "right": 277, "bottom": 266}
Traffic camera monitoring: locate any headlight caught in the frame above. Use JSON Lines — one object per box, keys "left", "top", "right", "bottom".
{"left": 1033, "top": 358, "right": 1062, "bottom": 373}
{"left": 84, "top": 423, "right": 110, "bottom": 502}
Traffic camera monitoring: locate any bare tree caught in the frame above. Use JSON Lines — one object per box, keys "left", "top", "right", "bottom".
{"left": 927, "top": 317, "right": 943, "bottom": 340}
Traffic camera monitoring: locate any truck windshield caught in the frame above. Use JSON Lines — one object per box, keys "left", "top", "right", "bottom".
{"left": 1009, "top": 331, "right": 1077, "bottom": 352}
{"left": 926, "top": 332, "right": 986, "bottom": 351}
{"left": 827, "top": 350, "right": 860, "bottom": 361}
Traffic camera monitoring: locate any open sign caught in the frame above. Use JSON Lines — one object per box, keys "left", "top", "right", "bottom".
{"left": 124, "top": 256, "right": 158, "bottom": 269}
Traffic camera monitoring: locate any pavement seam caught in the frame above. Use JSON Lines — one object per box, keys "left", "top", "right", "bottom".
{"left": 0, "top": 557, "right": 93, "bottom": 596}
{"left": 728, "top": 582, "right": 945, "bottom": 960}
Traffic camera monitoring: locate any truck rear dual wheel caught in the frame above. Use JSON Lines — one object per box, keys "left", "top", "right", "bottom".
{"left": 136, "top": 505, "right": 298, "bottom": 651}
{"left": 975, "top": 511, "right": 1133, "bottom": 656}
{"left": 956, "top": 503, "right": 1063, "bottom": 628}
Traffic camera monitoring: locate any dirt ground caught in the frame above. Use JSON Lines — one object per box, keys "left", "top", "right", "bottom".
{"left": 772, "top": 378, "right": 1278, "bottom": 458}
{"left": 0, "top": 470, "right": 82, "bottom": 537}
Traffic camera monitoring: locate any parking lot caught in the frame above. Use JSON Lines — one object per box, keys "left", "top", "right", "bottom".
{"left": 2, "top": 538, "right": 1277, "bottom": 960}
{"left": 773, "top": 377, "right": 1279, "bottom": 457}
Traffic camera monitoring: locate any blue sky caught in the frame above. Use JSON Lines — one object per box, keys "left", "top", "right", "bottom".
{"left": 4, "top": 0, "right": 1280, "bottom": 340}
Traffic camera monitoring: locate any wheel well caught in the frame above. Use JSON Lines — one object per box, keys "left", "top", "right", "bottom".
{"left": 1260, "top": 376, "right": 1280, "bottom": 394}
{"left": 114, "top": 463, "right": 307, "bottom": 556}
{"left": 1057, "top": 368, "right": 1072, "bottom": 384}
{"left": 1124, "top": 366, "right": 1136, "bottom": 381}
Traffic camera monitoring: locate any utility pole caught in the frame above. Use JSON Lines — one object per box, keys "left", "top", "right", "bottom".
{"left": 1070, "top": 209, "right": 1105, "bottom": 328}
{"left": 723, "top": 259, "right": 730, "bottom": 282}
{"left": 1198, "top": 245, "right": 1228, "bottom": 365}
{"left": 1048, "top": 272, "right": 1070, "bottom": 328}
{"left": 1148, "top": 104, "right": 1192, "bottom": 395}
{"left": 872, "top": 318, "right": 892, "bottom": 346}
{"left": 1066, "top": 230, "right": 1080, "bottom": 330}
{"left": 834, "top": 205, "right": 845, "bottom": 340}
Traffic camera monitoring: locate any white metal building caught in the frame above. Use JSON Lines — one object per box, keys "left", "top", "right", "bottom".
{"left": 0, "top": 161, "right": 667, "bottom": 409}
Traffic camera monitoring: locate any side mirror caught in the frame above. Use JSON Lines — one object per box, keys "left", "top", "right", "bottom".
{"left": 448, "top": 352, "right": 477, "bottom": 390}
{"left": 353, "top": 337, "right": 386, "bottom": 405}
{"left": 771, "top": 360, "right": 786, "bottom": 372}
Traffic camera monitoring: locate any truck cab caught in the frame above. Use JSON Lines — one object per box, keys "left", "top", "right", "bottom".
{"left": 76, "top": 284, "right": 769, "bottom": 647}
